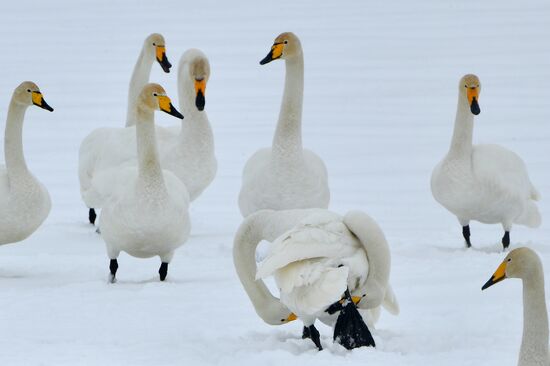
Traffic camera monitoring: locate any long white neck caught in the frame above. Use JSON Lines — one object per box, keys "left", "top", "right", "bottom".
{"left": 271, "top": 54, "right": 304, "bottom": 169}
{"left": 447, "top": 95, "right": 474, "bottom": 160}
{"left": 178, "top": 67, "right": 213, "bottom": 154}
{"left": 135, "top": 106, "right": 165, "bottom": 192}
{"left": 233, "top": 213, "right": 278, "bottom": 315}
{"left": 126, "top": 48, "right": 154, "bottom": 127}
{"left": 519, "top": 268, "right": 549, "bottom": 365}
{"left": 4, "top": 98, "right": 31, "bottom": 182}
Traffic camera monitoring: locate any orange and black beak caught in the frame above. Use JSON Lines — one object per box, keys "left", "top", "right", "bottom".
{"left": 260, "top": 42, "right": 284, "bottom": 65}
{"left": 157, "top": 95, "right": 183, "bottom": 119}
{"left": 32, "top": 91, "right": 54, "bottom": 112}
{"left": 194, "top": 78, "right": 206, "bottom": 111}
{"left": 482, "top": 261, "right": 507, "bottom": 290}
{"left": 156, "top": 45, "right": 172, "bottom": 73}
{"left": 467, "top": 87, "right": 480, "bottom": 115}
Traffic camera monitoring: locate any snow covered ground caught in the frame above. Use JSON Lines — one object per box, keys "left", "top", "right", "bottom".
{"left": 0, "top": 0, "right": 549, "bottom": 365}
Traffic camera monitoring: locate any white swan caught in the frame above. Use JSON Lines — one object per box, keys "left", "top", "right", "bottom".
{"left": 431, "top": 74, "right": 541, "bottom": 249}
{"left": 125, "top": 33, "right": 172, "bottom": 127}
{"left": 79, "top": 49, "right": 213, "bottom": 224}
{"left": 157, "top": 48, "right": 216, "bottom": 201}
{"left": 238, "top": 32, "right": 330, "bottom": 217}
{"left": 0, "top": 82, "right": 53, "bottom": 245}
{"left": 482, "top": 247, "right": 549, "bottom": 365}
{"left": 98, "top": 83, "right": 190, "bottom": 282}
{"left": 233, "top": 208, "right": 399, "bottom": 350}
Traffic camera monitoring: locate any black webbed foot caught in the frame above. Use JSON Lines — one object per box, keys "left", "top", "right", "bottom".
{"left": 159, "top": 262, "right": 168, "bottom": 281}
{"left": 502, "top": 231, "right": 510, "bottom": 250}
{"left": 462, "top": 225, "right": 471, "bottom": 248}
{"left": 109, "top": 259, "right": 118, "bottom": 283}
{"left": 333, "top": 289, "right": 375, "bottom": 350}
{"left": 89, "top": 208, "right": 97, "bottom": 225}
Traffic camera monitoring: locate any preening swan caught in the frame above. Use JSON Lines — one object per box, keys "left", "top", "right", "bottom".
{"left": 98, "top": 83, "right": 190, "bottom": 282}
{"left": 238, "top": 32, "right": 330, "bottom": 217}
{"left": 233, "top": 208, "right": 398, "bottom": 350}
{"left": 431, "top": 74, "right": 541, "bottom": 249}
{"left": 482, "top": 247, "right": 549, "bottom": 366}
{"left": 0, "top": 82, "right": 53, "bottom": 245}
{"left": 79, "top": 49, "right": 214, "bottom": 224}
{"left": 125, "top": 33, "right": 172, "bottom": 127}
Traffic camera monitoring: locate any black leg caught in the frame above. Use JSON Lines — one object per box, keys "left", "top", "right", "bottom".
{"left": 302, "top": 326, "right": 311, "bottom": 339}
{"left": 502, "top": 231, "right": 510, "bottom": 250}
{"left": 109, "top": 259, "right": 118, "bottom": 283}
{"left": 308, "top": 324, "right": 323, "bottom": 351}
{"left": 89, "top": 208, "right": 97, "bottom": 225}
{"left": 159, "top": 262, "right": 168, "bottom": 281}
{"left": 462, "top": 225, "right": 471, "bottom": 248}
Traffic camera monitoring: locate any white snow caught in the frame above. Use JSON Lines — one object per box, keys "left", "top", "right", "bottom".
{"left": 0, "top": 0, "right": 549, "bottom": 365}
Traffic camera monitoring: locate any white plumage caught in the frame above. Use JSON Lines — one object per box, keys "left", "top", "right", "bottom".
{"left": 0, "top": 82, "right": 53, "bottom": 245}
{"left": 79, "top": 48, "right": 215, "bottom": 214}
{"left": 98, "top": 84, "right": 190, "bottom": 281}
{"left": 431, "top": 74, "right": 541, "bottom": 247}
{"left": 238, "top": 32, "right": 330, "bottom": 217}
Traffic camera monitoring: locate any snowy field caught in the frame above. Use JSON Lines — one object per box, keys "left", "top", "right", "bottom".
{"left": 0, "top": 0, "right": 549, "bottom": 365}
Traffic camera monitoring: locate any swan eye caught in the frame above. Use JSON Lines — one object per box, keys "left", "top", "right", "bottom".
{"left": 27, "top": 89, "right": 31, "bottom": 93}
{"left": 152, "top": 42, "right": 156, "bottom": 46}
{"left": 284, "top": 40, "right": 288, "bottom": 44}
{"left": 464, "top": 84, "right": 467, "bottom": 88}
{"left": 507, "top": 258, "right": 512, "bottom": 262}
{"left": 153, "top": 93, "right": 158, "bottom": 97}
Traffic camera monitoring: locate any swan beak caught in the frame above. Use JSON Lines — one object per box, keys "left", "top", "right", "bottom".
{"left": 482, "top": 261, "right": 507, "bottom": 290}
{"left": 194, "top": 78, "right": 206, "bottom": 111}
{"left": 157, "top": 95, "right": 184, "bottom": 119}
{"left": 467, "top": 87, "right": 480, "bottom": 115}
{"left": 32, "top": 92, "right": 54, "bottom": 112}
{"left": 156, "top": 46, "right": 172, "bottom": 73}
{"left": 259, "top": 42, "right": 284, "bottom": 65}
{"left": 284, "top": 313, "right": 297, "bottom": 323}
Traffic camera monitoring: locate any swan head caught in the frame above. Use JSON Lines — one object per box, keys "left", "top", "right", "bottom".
{"left": 259, "top": 32, "right": 302, "bottom": 65}
{"left": 482, "top": 247, "right": 543, "bottom": 290}
{"left": 145, "top": 33, "right": 172, "bottom": 73}
{"left": 13, "top": 81, "right": 54, "bottom": 112}
{"left": 139, "top": 83, "right": 183, "bottom": 119}
{"left": 180, "top": 49, "right": 210, "bottom": 111}
{"left": 459, "top": 74, "right": 481, "bottom": 115}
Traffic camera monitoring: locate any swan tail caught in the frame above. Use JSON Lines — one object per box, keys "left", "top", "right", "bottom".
{"left": 530, "top": 184, "right": 541, "bottom": 201}
{"left": 515, "top": 201, "right": 542, "bottom": 228}
{"left": 382, "top": 284, "right": 400, "bottom": 316}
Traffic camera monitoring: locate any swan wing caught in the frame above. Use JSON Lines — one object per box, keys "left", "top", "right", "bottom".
{"left": 256, "top": 211, "right": 349, "bottom": 279}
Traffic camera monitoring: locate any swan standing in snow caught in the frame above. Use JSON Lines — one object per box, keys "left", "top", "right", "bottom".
{"left": 482, "top": 247, "right": 549, "bottom": 365}
{"left": 233, "top": 208, "right": 399, "bottom": 350}
{"left": 0, "top": 82, "right": 54, "bottom": 245}
{"left": 431, "top": 74, "right": 541, "bottom": 249}
{"left": 80, "top": 33, "right": 172, "bottom": 224}
{"left": 79, "top": 49, "right": 214, "bottom": 225}
{"left": 98, "top": 83, "right": 190, "bottom": 282}
{"left": 125, "top": 33, "right": 172, "bottom": 127}
{"left": 238, "top": 32, "right": 330, "bottom": 217}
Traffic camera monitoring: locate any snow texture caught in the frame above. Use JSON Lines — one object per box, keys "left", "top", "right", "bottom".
{"left": 0, "top": 0, "right": 549, "bottom": 365}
